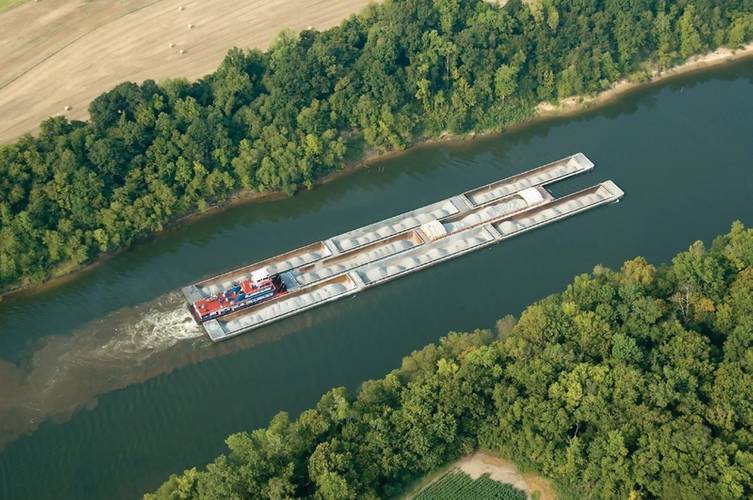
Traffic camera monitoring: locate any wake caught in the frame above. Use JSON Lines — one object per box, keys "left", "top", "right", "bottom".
{"left": 96, "top": 292, "right": 204, "bottom": 360}
{"left": 0, "top": 291, "right": 207, "bottom": 449}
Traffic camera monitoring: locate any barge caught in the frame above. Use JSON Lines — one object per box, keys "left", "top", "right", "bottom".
{"left": 182, "top": 153, "right": 624, "bottom": 342}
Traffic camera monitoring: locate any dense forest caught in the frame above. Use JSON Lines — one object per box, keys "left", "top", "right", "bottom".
{"left": 2, "top": 0, "right": 753, "bottom": 291}
{"left": 148, "top": 222, "right": 753, "bottom": 498}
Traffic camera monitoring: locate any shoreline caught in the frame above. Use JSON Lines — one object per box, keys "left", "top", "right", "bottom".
{"left": 536, "top": 41, "right": 753, "bottom": 118}
{"left": 3, "top": 42, "right": 753, "bottom": 300}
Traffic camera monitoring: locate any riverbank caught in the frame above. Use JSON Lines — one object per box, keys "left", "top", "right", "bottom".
{"left": 536, "top": 41, "right": 753, "bottom": 117}
{"left": 3, "top": 43, "right": 753, "bottom": 300}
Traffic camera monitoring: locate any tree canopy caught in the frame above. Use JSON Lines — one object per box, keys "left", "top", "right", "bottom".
{"left": 2, "top": 0, "right": 752, "bottom": 291}
{"left": 148, "top": 221, "right": 753, "bottom": 499}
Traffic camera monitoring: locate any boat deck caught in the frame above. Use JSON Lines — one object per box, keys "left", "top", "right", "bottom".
{"left": 183, "top": 153, "right": 623, "bottom": 342}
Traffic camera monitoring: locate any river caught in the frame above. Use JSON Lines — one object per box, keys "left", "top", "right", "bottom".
{"left": 0, "top": 60, "right": 752, "bottom": 499}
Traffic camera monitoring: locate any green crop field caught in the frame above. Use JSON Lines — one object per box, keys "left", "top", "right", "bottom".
{"left": 415, "top": 470, "right": 526, "bottom": 500}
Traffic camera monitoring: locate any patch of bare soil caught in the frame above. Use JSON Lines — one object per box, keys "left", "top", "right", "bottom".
{"left": 411, "top": 451, "right": 556, "bottom": 500}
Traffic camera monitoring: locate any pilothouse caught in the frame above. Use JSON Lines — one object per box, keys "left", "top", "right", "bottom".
{"left": 189, "top": 267, "right": 287, "bottom": 323}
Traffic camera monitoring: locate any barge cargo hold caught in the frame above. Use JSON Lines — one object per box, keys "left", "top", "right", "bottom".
{"left": 182, "top": 153, "right": 624, "bottom": 342}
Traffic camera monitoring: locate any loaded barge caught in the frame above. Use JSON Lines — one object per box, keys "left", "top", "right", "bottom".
{"left": 183, "top": 153, "right": 624, "bottom": 342}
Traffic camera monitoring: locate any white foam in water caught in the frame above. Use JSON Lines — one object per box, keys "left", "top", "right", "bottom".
{"left": 96, "top": 293, "right": 204, "bottom": 358}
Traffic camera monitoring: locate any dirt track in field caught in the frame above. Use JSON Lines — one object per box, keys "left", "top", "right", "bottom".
{"left": 0, "top": 0, "right": 374, "bottom": 143}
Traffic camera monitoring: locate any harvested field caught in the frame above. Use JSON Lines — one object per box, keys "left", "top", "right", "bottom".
{"left": 0, "top": 0, "right": 25, "bottom": 14}
{"left": 0, "top": 0, "right": 374, "bottom": 143}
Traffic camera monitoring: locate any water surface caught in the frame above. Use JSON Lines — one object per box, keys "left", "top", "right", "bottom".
{"left": 0, "top": 60, "right": 752, "bottom": 499}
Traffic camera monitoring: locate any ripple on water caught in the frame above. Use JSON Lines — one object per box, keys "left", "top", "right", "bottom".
{"left": 0, "top": 291, "right": 207, "bottom": 450}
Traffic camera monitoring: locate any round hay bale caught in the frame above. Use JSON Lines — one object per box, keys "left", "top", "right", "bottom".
{"left": 187, "top": 23, "right": 194, "bottom": 29}
{"left": 179, "top": 49, "right": 186, "bottom": 55}
{"left": 169, "top": 42, "right": 175, "bottom": 48}
{"left": 177, "top": 5, "right": 184, "bottom": 11}
{"left": 64, "top": 105, "right": 71, "bottom": 111}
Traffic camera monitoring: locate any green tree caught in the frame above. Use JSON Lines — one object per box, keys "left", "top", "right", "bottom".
{"left": 3, "top": 0, "right": 753, "bottom": 299}
{"left": 679, "top": 5, "right": 704, "bottom": 59}
{"left": 151, "top": 222, "right": 753, "bottom": 498}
